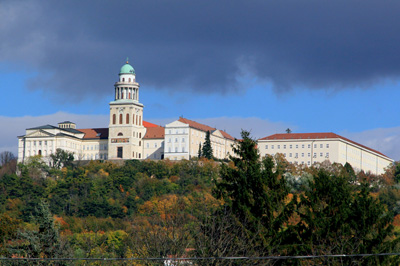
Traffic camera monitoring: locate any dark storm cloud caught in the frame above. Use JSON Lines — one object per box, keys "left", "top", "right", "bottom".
{"left": 2, "top": 0, "right": 400, "bottom": 100}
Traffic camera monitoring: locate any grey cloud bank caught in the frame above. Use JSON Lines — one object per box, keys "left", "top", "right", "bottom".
{"left": 1, "top": 0, "right": 400, "bottom": 101}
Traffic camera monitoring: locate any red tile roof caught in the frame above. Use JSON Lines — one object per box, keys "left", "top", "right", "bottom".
{"left": 220, "top": 130, "right": 235, "bottom": 141}
{"left": 78, "top": 128, "right": 109, "bottom": 139}
{"left": 178, "top": 117, "right": 235, "bottom": 140}
{"left": 78, "top": 121, "right": 158, "bottom": 140}
{"left": 144, "top": 126, "right": 165, "bottom": 139}
{"left": 143, "top": 121, "right": 159, "bottom": 128}
{"left": 178, "top": 117, "right": 215, "bottom": 132}
{"left": 259, "top": 132, "right": 389, "bottom": 158}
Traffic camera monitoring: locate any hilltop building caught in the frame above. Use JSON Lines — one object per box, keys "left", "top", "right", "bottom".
{"left": 258, "top": 133, "right": 393, "bottom": 175}
{"left": 17, "top": 60, "right": 236, "bottom": 163}
{"left": 164, "top": 117, "right": 236, "bottom": 160}
{"left": 17, "top": 59, "right": 393, "bottom": 174}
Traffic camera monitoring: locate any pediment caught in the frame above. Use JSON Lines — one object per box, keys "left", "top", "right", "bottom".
{"left": 165, "top": 120, "right": 189, "bottom": 128}
{"left": 211, "top": 130, "right": 224, "bottom": 138}
{"left": 26, "top": 129, "right": 55, "bottom": 138}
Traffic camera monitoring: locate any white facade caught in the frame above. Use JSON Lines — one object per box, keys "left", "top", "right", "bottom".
{"left": 163, "top": 118, "right": 236, "bottom": 160}
{"left": 17, "top": 123, "right": 109, "bottom": 164}
{"left": 257, "top": 133, "right": 393, "bottom": 175}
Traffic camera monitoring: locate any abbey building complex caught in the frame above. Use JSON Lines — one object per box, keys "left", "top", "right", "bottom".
{"left": 17, "top": 60, "right": 393, "bottom": 175}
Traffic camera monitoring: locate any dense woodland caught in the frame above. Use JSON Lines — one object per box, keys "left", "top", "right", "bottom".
{"left": 1, "top": 132, "right": 400, "bottom": 265}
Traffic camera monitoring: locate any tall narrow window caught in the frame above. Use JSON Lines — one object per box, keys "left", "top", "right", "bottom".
{"left": 132, "top": 114, "right": 136, "bottom": 124}
{"left": 119, "top": 114, "right": 123, "bottom": 124}
{"left": 128, "top": 92, "right": 131, "bottom": 99}
{"left": 139, "top": 133, "right": 141, "bottom": 138}
{"left": 126, "top": 114, "right": 129, "bottom": 124}
{"left": 113, "top": 114, "right": 116, "bottom": 124}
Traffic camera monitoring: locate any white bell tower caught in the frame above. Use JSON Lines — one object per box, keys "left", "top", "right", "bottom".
{"left": 108, "top": 58, "right": 145, "bottom": 159}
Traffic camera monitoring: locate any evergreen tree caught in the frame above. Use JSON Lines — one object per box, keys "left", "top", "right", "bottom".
{"left": 214, "top": 130, "right": 294, "bottom": 255}
{"left": 202, "top": 131, "right": 213, "bottom": 159}
{"left": 284, "top": 170, "right": 400, "bottom": 265}
{"left": 198, "top": 143, "right": 202, "bottom": 158}
{"left": 9, "top": 200, "right": 68, "bottom": 265}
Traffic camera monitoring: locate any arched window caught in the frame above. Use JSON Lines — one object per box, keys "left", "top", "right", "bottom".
{"left": 126, "top": 113, "right": 129, "bottom": 124}
{"left": 122, "top": 78, "right": 125, "bottom": 82}
{"left": 129, "top": 78, "right": 131, "bottom": 82}
{"left": 139, "top": 132, "right": 142, "bottom": 138}
{"left": 38, "top": 150, "right": 42, "bottom": 156}
{"left": 139, "top": 141, "right": 141, "bottom": 146}
{"left": 119, "top": 114, "right": 123, "bottom": 124}
{"left": 132, "top": 114, "right": 135, "bottom": 124}
{"left": 113, "top": 114, "right": 116, "bottom": 124}
{"left": 121, "top": 92, "right": 124, "bottom": 99}
{"left": 129, "top": 92, "right": 131, "bottom": 99}
{"left": 118, "top": 132, "right": 123, "bottom": 136}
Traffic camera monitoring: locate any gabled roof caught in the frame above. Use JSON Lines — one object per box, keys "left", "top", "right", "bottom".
{"left": 220, "top": 130, "right": 235, "bottom": 141}
{"left": 178, "top": 117, "right": 216, "bottom": 132}
{"left": 27, "top": 124, "right": 83, "bottom": 134}
{"left": 78, "top": 128, "right": 109, "bottom": 139}
{"left": 27, "top": 124, "right": 57, "bottom": 130}
{"left": 144, "top": 126, "right": 165, "bottom": 139}
{"left": 259, "top": 132, "right": 389, "bottom": 158}
{"left": 178, "top": 117, "right": 236, "bottom": 141}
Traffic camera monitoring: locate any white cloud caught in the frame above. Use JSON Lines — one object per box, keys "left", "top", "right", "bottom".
{"left": 341, "top": 127, "right": 400, "bottom": 161}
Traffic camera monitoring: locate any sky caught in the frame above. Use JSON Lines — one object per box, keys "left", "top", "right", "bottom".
{"left": 1, "top": 0, "right": 400, "bottom": 160}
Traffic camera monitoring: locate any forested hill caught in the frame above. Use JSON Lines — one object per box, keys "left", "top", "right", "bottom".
{"left": 1, "top": 134, "right": 400, "bottom": 265}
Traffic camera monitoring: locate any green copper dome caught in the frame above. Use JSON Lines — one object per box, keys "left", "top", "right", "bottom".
{"left": 119, "top": 59, "right": 135, "bottom": 75}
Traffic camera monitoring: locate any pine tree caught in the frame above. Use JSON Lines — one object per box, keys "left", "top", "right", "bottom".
{"left": 9, "top": 200, "right": 68, "bottom": 264}
{"left": 201, "top": 131, "right": 213, "bottom": 159}
{"left": 215, "top": 130, "right": 294, "bottom": 255}
{"left": 284, "top": 170, "right": 400, "bottom": 265}
{"left": 198, "top": 143, "right": 202, "bottom": 158}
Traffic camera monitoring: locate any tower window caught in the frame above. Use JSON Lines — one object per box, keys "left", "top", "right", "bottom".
{"left": 112, "top": 114, "right": 116, "bottom": 124}
{"left": 119, "top": 114, "right": 123, "bottom": 124}
{"left": 126, "top": 114, "right": 129, "bottom": 124}
{"left": 122, "top": 78, "right": 125, "bottom": 82}
{"left": 118, "top": 132, "right": 123, "bottom": 136}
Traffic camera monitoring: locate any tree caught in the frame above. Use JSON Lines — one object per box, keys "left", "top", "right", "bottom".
{"left": 214, "top": 130, "right": 294, "bottom": 257}
{"left": 0, "top": 151, "right": 15, "bottom": 166}
{"left": 8, "top": 200, "right": 69, "bottom": 264}
{"left": 0, "top": 151, "right": 17, "bottom": 177}
{"left": 284, "top": 170, "right": 400, "bottom": 265}
{"left": 201, "top": 131, "right": 213, "bottom": 159}
{"left": 50, "top": 148, "right": 74, "bottom": 169}
{"left": 198, "top": 143, "right": 202, "bottom": 158}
